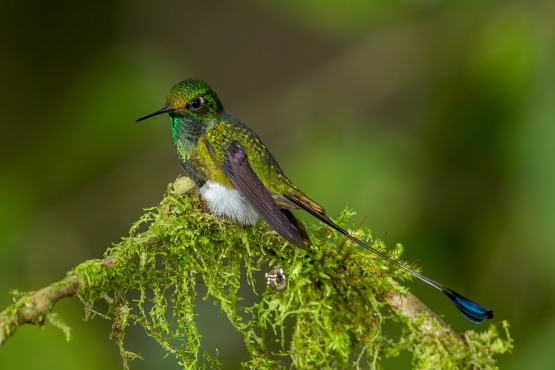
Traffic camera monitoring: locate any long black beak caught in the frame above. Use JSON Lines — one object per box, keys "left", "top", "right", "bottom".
{"left": 136, "top": 106, "right": 174, "bottom": 122}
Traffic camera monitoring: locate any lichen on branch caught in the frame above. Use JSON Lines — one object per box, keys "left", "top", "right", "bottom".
{"left": 0, "top": 181, "right": 513, "bottom": 369}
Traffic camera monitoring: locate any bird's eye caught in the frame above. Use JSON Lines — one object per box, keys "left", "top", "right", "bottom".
{"left": 189, "top": 97, "right": 204, "bottom": 110}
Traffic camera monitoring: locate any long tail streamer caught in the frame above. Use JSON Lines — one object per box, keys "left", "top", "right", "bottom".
{"left": 286, "top": 196, "right": 494, "bottom": 324}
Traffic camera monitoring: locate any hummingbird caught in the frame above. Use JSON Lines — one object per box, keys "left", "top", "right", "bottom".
{"left": 137, "top": 78, "right": 494, "bottom": 324}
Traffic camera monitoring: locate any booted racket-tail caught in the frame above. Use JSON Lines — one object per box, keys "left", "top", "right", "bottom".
{"left": 137, "top": 79, "right": 494, "bottom": 324}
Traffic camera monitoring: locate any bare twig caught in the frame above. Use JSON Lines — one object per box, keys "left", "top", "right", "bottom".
{"left": 381, "top": 285, "right": 461, "bottom": 340}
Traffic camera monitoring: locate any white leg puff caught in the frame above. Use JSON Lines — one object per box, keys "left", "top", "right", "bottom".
{"left": 199, "top": 181, "right": 259, "bottom": 225}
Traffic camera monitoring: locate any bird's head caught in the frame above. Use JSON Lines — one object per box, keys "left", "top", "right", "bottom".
{"left": 136, "top": 79, "right": 223, "bottom": 122}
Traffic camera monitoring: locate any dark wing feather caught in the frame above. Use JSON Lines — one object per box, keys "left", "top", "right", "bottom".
{"left": 213, "top": 141, "right": 304, "bottom": 248}
{"left": 281, "top": 209, "right": 311, "bottom": 247}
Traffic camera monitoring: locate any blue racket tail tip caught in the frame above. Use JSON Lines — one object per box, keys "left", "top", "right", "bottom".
{"left": 442, "top": 288, "right": 494, "bottom": 324}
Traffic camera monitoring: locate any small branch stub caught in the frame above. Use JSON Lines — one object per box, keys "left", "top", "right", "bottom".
{"left": 173, "top": 177, "right": 195, "bottom": 194}
{"left": 265, "top": 266, "right": 286, "bottom": 292}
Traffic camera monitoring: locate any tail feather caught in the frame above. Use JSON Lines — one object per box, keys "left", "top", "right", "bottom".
{"left": 442, "top": 288, "right": 495, "bottom": 324}
{"left": 285, "top": 195, "right": 494, "bottom": 324}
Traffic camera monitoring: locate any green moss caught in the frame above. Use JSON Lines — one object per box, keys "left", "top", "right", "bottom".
{"left": 46, "top": 313, "right": 72, "bottom": 342}
{"left": 64, "top": 185, "right": 512, "bottom": 369}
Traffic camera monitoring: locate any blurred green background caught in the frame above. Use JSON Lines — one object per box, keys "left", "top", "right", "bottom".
{"left": 1, "top": 0, "right": 554, "bottom": 368}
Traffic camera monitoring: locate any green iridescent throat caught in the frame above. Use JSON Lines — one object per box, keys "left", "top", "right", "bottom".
{"left": 170, "top": 114, "right": 218, "bottom": 162}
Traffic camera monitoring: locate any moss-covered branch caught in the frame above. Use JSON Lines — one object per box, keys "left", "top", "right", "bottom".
{"left": 0, "top": 276, "right": 80, "bottom": 347}
{"left": 0, "top": 179, "right": 513, "bottom": 369}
